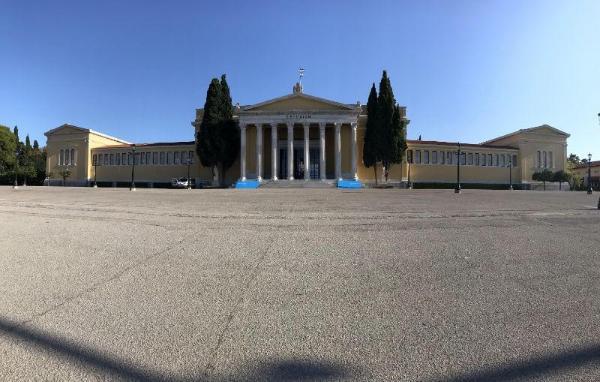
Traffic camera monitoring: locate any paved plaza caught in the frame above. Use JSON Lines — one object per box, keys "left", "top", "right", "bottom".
{"left": 0, "top": 186, "right": 599, "bottom": 381}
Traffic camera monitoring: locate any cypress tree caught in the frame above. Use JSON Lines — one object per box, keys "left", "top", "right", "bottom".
{"left": 33, "top": 140, "right": 39, "bottom": 150}
{"left": 218, "top": 74, "right": 239, "bottom": 181}
{"left": 196, "top": 75, "right": 239, "bottom": 186}
{"left": 197, "top": 78, "right": 222, "bottom": 182}
{"left": 362, "top": 83, "right": 379, "bottom": 184}
{"left": 377, "top": 71, "right": 396, "bottom": 175}
{"left": 389, "top": 104, "right": 408, "bottom": 168}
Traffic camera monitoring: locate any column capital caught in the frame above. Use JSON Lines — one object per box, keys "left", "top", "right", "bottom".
{"left": 241, "top": 124, "right": 248, "bottom": 130}
{"left": 351, "top": 122, "right": 358, "bottom": 129}
{"left": 287, "top": 122, "right": 294, "bottom": 129}
{"left": 319, "top": 122, "right": 326, "bottom": 128}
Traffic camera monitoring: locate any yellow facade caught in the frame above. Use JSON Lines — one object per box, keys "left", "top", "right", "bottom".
{"left": 44, "top": 87, "right": 570, "bottom": 189}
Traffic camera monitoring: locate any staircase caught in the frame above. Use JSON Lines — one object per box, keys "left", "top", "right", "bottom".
{"left": 259, "top": 180, "right": 337, "bottom": 188}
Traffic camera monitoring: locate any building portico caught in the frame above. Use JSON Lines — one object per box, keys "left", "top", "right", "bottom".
{"left": 235, "top": 84, "right": 362, "bottom": 187}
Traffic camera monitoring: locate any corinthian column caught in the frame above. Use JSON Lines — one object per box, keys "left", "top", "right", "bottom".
{"left": 240, "top": 124, "right": 247, "bottom": 181}
{"left": 256, "top": 124, "right": 263, "bottom": 181}
{"left": 335, "top": 122, "right": 342, "bottom": 181}
{"left": 303, "top": 123, "right": 310, "bottom": 180}
{"left": 351, "top": 122, "right": 358, "bottom": 180}
{"left": 271, "top": 124, "right": 278, "bottom": 181}
{"left": 319, "top": 123, "right": 326, "bottom": 180}
{"left": 287, "top": 123, "right": 294, "bottom": 180}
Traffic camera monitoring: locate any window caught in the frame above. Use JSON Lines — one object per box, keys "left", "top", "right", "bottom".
{"left": 512, "top": 154, "right": 518, "bottom": 167}
{"left": 64, "top": 149, "right": 70, "bottom": 166}
{"left": 167, "top": 151, "right": 173, "bottom": 165}
{"left": 424, "top": 150, "right": 429, "bottom": 164}
{"left": 494, "top": 154, "right": 498, "bottom": 167}
{"left": 188, "top": 151, "right": 194, "bottom": 164}
{"left": 500, "top": 154, "right": 505, "bottom": 167}
{"left": 467, "top": 153, "right": 473, "bottom": 165}
{"left": 440, "top": 151, "right": 445, "bottom": 165}
{"left": 71, "top": 149, "right": 76, "bottom": 165}
{"left": 548, "top": 152, "right": 553, "bottom": 168}
{"left": 432, "top": 151, "right": 438, "bottom": 164}
{"left": 537, "top": 151, "right": 541, "bottom": 167}
{"left": 160, "top": 152, "right": 165, "bottom": 165}
{"left": 447, "top": 151, "right": 452, "bottom": 165}
{"left": 407, "top": 150, "right": 413, "bottom": 164}
{"left": 461, "top": 152, "right": 466, "bottom": 165}
{"left": 475, "top": 153, "right": 480, "bottom": 166}
{"left": 110, "top": 154, "right": 114, "bottom": 165}
{"left": 488, "top": 154, "right": 492, "bottom": 166}
{"left": 543, "top": 151, "right": 547, "bottom": 168}
{"left": 146, "top": 152, "right": 151, "bottom": 165}
{"left": 115, "top": 153, "right": 120, "bottom": 165}
{"left": 174, "top": 151, "right": 180, "bottom": 165}
{"left": 120, "top": 153, "right": 125, "bottom": 165}
{"left": 153, "top": 152, "right": 158, "bottom": 165}
{"left": 59, "top": 150, "right": 64, "bottom": 166}
{"left": 415, "top": 150, "right": 421, "bottom": 164}
{"left": 104, "top": 154, "right": 108, "bottom": 166}
{"left": 181, "top": 151, "right": 187, "bottom": 164}
{"left": 140, "top": 152, "right": 145, "bottom": 165}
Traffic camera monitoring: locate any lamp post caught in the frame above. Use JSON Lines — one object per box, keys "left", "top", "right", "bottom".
{"left": 508, "top": 156, "right": 513, "bottom": 190}
{"left": 588, "top": 153, "right": 593, "bottom": 195}
{"left": 186, "top": 157, "right": 192, "bottom": 189}
{"left": 130, "top": 145, "right": 136, "bottom": 191}
{"left": 455, "top": 142, "right": 461, "bottom": 194}
{"left": 93, "top": 155, "right": 98, "bottom": 188}
{"left": 407, "top": 161, "right": 412, "bottom": 189}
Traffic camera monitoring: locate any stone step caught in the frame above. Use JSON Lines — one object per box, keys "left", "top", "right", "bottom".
{"left": 259, "top": 180, "right": 337, "bottom": 188}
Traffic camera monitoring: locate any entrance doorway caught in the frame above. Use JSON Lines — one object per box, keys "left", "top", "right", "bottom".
{"left": 278, "top": 144, "right": 320, "bottom": 180}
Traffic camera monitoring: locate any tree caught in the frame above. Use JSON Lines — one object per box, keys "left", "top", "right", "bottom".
{"left": 0, "top": 125, "right": 17, "bottom": 181}
{"left": 532, "top": 169, "right": 554, "bottom": 190}
{"left": 362, "top": 83, "right": 380, "bottom": 183}
{"left": 567, "top": 153, "right": 581, "bottom": 166}
{"left": 33, "top": 140, "right": 39, "bottom": 150}
{"left": 388, "top": 104, "right": 408, "bottom": 182}
{"left": 374, "top": 71, "right": 407, "bottom": 183}
{"left": 21, "top": 134, "right": 37, "bottom": 185}
{"left": 552, "top": 170, "right": 570, "bottom": 190}
{"left": 57, "top": 166, "right": 71, "bottom": 186}
{"left": 376, "top": 71, "right": 396, "bottom": 180}
{"left": 196, "top": 75, "right": 239, "bottom": 186}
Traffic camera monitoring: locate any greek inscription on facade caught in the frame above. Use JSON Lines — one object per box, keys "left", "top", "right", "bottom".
{"left": 286, "top": 113, "right": 311, "bottom": 120}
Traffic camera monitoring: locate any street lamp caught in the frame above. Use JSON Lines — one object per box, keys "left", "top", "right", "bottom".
{"left": 508, "top": 156, "right": 513, "bottom": 190}
{"left": 588, "top": 153, "right": 593, "bottom": 195}
{"left": 455, "top": 142, "right": 461, "bottom": 194}
{"left": 130, "top": 145, "right": 136, "bottom": 191}
{"left": 186, "top": 157, "right": 192, "bottom": 189}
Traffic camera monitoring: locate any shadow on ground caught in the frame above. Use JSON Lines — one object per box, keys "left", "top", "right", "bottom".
{"left": 0, "top": 317, "right": 351, "bottom": 381}
{"left": 2, "top": 317, "right": 600, "bottom": 381}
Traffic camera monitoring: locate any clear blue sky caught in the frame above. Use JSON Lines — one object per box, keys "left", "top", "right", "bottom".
{"left": 1, "top": 0, "right": 599, "bottom": 158}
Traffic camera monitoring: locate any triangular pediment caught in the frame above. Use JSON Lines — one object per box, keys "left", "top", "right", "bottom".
{"left": 44, "top": 124, "right": 89, "bottom": 136}
{"left": 243, "top": 93, "right": 355, "bottom": 112}
{"left": 524, "top": 124, "right": 570, "bottom": 137}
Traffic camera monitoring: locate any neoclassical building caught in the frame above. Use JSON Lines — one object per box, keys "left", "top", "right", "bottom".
{"left": 45, "top": 82, "right": 570, "bottom": 189}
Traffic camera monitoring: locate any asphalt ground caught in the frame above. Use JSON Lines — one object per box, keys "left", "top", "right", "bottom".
{"left": 0, "top": 186, "right": 599, "bottom": 381}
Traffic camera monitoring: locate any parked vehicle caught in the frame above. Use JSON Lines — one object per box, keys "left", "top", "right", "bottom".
{"left": 171, "top": 178, "right": 194, "bottom": 188}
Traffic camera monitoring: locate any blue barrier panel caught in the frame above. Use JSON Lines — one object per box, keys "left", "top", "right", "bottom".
{"left": 337, "top": 179, "right": 363, "bottom": 189}
{"left": 235, "top": 180, "right": 260, "bottom": 189}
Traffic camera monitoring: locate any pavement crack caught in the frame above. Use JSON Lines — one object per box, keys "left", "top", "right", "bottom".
{"left": 203, "top": 237, "right": 275, "bottom": 375}
{"left": 18, "top": 238, "right": 187, "bottom": 328}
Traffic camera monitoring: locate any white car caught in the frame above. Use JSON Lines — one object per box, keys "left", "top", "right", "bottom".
{"left": 171, "top": 178, "right": 193, "bottom": 188}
